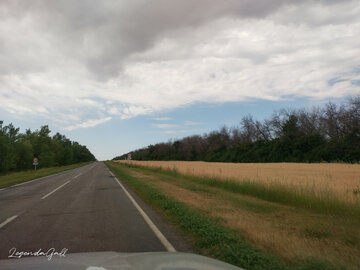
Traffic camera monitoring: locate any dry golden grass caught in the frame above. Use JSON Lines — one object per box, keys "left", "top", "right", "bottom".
{"left": 117, "top": 160, "right": 360, "bottom": 203}
{"left": 121, "top": 164, "right": 360, "bottom": 269}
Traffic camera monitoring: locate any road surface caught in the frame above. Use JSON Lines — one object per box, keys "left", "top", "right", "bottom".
{"left": 0, "top": 162, "right": 192, "bottom": 259}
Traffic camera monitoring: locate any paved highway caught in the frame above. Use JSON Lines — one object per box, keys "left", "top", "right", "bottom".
{"left": 0, "top": 162, "right": 192, "bottom": 259}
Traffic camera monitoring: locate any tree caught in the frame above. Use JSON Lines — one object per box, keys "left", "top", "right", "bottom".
{"left": 0, "top": 121, "right": 96, "bottom": 173}
{"left": 16, "top": 140, "right": 34, "bottom": 170}
{"left": 113, "top": 96, "right": 360, "bottom": 163}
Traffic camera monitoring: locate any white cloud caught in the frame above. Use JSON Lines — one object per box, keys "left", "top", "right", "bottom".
{"left": 65, "top": 117, "right": 111, "bottom": 131}
{"left": 152, "top": 117, "right": 172, "bottom": 121}
{"left": 0, "top": 1, "right": 359, "bottom": 130}
{"left": 153, "top": 123, "right": 180, "bottom": 129}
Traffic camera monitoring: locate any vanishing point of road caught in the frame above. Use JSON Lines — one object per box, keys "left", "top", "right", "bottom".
{"left": 0, "top": 162, "right": 192, "bottom": 259}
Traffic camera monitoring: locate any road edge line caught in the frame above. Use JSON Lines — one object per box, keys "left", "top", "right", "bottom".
{"left": 112, "top": 175, "right": 176, "bottom": 252}
{"left": 0, "top": 215, "right": 18, "bottom": 229}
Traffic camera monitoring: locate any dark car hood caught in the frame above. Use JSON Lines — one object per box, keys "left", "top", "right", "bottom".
{"left": 0, "top": 251, "right": 244, "bottom": 270}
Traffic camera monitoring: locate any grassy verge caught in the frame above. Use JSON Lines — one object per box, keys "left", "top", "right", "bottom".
{"left": 0, "top": 162, "right": 92, "bottom": 189}
{"left": 122, "top": 163, "right": 360, "bottom": 219}
{"left": 106, "top": 161, "right": 340, "bottom": 270}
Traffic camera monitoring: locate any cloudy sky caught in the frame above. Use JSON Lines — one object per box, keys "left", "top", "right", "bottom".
{"left": 1, "top": 0, "right": 359, "bottom": 160}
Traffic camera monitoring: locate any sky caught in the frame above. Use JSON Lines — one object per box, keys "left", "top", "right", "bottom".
{"left": 0, "top": 0, "right": 359, "bottom": 160}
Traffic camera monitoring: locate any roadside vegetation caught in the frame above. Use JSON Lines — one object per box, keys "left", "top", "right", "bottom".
{"left": 106, "top": 161, "right": 360, "bottom": 270}
{"left": 114, "top": 97, "right": 360, "bottom": 163}
{"left": 0, "top": 162, "right": 92, "bottom": 189}
{"left": 0, "top": 121, "right": 96, "bottom": 174}
{"left": 119, "top": 161, "right": 360, "bottom": 216}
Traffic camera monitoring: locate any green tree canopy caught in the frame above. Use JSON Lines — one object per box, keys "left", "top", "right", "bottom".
{"left": 0, "top": 123, "right": 96, "bottom": 173}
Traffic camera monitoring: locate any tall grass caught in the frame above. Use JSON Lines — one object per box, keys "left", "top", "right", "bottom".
{"left": 124, "top": 163, "right": 360, "bottom": 219}
{"left": 200, "top": 178, "right": 360, "bottom": 218}
{"left": 118, "top": 160, "right": 360, "bottom": 204}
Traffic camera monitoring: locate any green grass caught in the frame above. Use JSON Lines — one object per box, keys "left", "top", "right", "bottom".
{"left": 123, "top": 163, "right": 360, "bottom": 219}
{"left": 106, "top": 161, "right": 340, "bottom": 270}
{"left": 229, "top": 195, "right": 279, "bottom": 214}
{"left": 0, "top": 162, "right": 92, "bottom": 189}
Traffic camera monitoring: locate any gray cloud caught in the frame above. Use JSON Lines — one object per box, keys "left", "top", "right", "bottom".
{"left": 0, "top": 0, "right": 305, "bottom": 79}
{"left": 0, "top": 0, "right": 359, "bottom": 129}
{"left": 1, "top": 0, "right": 356, "bottom": 79}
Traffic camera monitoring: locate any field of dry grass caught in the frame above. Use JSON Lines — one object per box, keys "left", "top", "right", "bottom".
{"left": 111, "top": 161, "right": 360, "bottom": 269}
{"left": 117, "top": 161, "right": 360, "bottom": 203}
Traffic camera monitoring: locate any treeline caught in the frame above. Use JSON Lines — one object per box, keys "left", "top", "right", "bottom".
{"left": 0, "top": 122, "right": 96, "bottom": 173}
{"left": 114, "top": 97, "right": 360, "bottom": 163}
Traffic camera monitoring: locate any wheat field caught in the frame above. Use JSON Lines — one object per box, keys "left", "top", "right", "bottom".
{"left": 117, "top": 160, "right": 360, "bottom": 203}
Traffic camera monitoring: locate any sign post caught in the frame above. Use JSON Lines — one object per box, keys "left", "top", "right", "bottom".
{"left": 33, "top": 157, "right": 38, "bottom": 171}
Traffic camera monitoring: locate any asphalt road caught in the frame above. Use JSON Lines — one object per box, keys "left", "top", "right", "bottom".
{"left": 0, "top": 162, "right": 193, "bottom": 259}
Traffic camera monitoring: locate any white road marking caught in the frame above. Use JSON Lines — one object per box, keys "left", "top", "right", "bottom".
{"left": 112, "top": 175, "right": 176, "bottom": 252}
{"left": 74, "top": 173, "right": 82, "bottom": 179}
{"left": 41, "top": 180, "right": 71, "bottom": 200}
{"left": 0, "top": 215, "right": 18, "bottom": 229}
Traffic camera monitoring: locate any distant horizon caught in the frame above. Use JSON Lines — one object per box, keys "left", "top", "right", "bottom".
{"left": 2, "top": 95, "right": 354, "bottom": 161}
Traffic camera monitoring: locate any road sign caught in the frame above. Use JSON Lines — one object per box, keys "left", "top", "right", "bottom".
{"left": 33, "top": 157, "right": 38, "bottom": 171}
{"left": 33, "top": 157, "right": 38, "bottom": 165}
